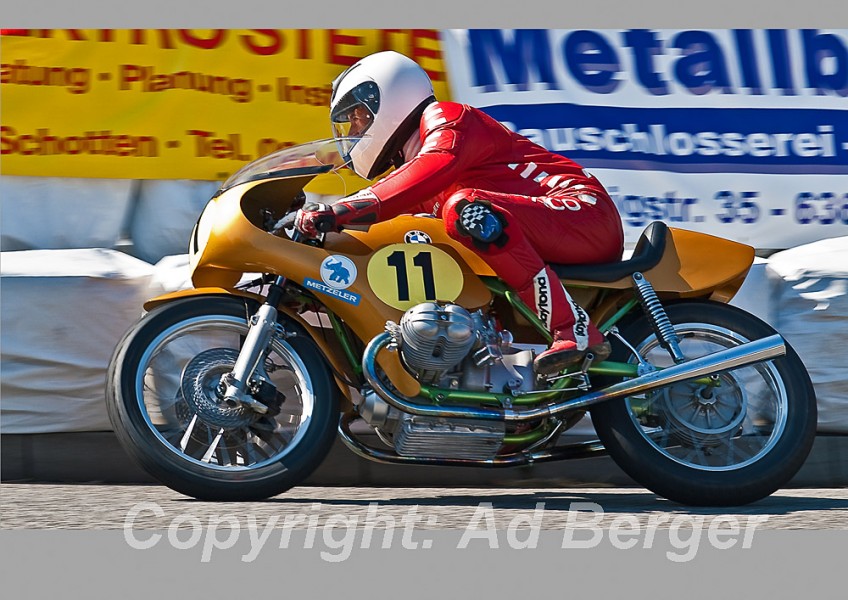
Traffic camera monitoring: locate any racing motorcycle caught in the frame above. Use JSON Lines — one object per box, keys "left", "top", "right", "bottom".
{"left": 106, "top": 139, "right": 817, "bottom": 506}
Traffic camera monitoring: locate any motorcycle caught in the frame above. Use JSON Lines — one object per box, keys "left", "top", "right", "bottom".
{"left": 106, "top": 139, "right": 817, "bottom": 506}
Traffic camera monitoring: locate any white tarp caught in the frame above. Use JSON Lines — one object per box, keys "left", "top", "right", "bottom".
{"left": 728, "top": 258, "right": 777, "bottom": 328}
{"left": 1, "top": 237, "right": 846, "bottom": 434}
{"left": 0, "top": 249, "right": 156, "bottom": 433}
{"left": 0, "top": 176, "right": 135, "bottom": 251}
{"left": 129, "top": 180, "right": 220, "bottom": 264}
{"left": 151, "top": 254, "right": 193, "bottom": 294}
{"left": 766, "top": 236, "right": 848, "bottom": 433}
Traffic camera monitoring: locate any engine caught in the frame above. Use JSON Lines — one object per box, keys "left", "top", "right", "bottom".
{"left": 358, "top": 302, "right": 540, "bottom": 461}
{"left": 396, "top": 302, "right": 477, "bottom": 381}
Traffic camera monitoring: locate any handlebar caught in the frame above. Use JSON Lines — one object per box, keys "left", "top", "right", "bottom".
{"left": 278, "top": 212, "right": 298, "bottom": 231}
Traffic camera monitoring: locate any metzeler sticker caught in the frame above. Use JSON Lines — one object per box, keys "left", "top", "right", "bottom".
{"left": 319, "top": 255, "right": 357, "bottom": 290}
{"left": 404, "top": 230, "right": 432, "bottom": 244}
{"left": 303, "top": 278, "right": 361, "bottom": 306}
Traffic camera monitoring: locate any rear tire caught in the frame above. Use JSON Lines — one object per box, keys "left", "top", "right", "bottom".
{"left": 106, "top": 296, "right": 340, "bottom": 501}
{"left": 590, "top": 301, "right": 816, "bottom": 506}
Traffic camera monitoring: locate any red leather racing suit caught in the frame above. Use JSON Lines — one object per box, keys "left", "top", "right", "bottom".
{"left": 344, "top": 101, "right": 624, "bottom": 343}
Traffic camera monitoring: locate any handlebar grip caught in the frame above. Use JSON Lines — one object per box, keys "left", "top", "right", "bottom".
{"left": 316, "top": 216, "right": 337, "bottom": 233}
{"left": 278, "top": 212, "right": 298, "bottom": 230}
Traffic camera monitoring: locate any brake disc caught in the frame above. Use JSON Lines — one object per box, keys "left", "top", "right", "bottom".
{"left": 180, "top": 348, "right": 258, "bottom": 429}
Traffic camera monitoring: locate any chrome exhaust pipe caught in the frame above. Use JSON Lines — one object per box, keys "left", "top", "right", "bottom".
{"left": 362, "top": 331, "right": 786, "bottom": 422}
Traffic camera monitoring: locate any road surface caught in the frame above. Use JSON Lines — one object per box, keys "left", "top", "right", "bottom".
{"left": 2, "top": 484, "right": 847, "bottom": 529}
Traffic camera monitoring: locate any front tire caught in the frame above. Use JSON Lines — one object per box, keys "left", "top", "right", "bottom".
{"left": 106, "top": 296, "right": 340, "bottom": 501}
{"left": 590, "top": 301, "right": 816, "bottom": 506}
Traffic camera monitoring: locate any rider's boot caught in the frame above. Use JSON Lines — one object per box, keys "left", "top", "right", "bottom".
{"left": 516, "top": 265, "right": 611, "bottom": 375}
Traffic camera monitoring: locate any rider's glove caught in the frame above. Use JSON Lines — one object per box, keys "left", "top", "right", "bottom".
{"left": 294, "top": 203, "right": 337, "bottom": 237}
{"left": 294, "top": 189, "right": 382, "bottom": 238}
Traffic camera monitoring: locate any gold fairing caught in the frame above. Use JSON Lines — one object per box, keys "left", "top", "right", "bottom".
{"left": 186, "top": 180, "right": 495, "bottom": 397}
{"left": 174, "top": 174, "right": 755, "bottom": 399}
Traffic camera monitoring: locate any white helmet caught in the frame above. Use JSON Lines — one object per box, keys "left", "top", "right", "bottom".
{"left": 330, "top": 51, "right": 436, "bottom": 179}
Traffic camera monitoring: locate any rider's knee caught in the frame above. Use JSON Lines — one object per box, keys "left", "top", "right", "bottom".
{"left": 443, "top": 190, "right": 510, "bottom": 249}
{"left": 442, "top": 188, "right": 477, "bottom": 219}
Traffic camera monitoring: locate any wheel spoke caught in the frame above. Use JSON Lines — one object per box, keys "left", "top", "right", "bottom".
{"left": 689, "top": 404, "right": 702, "bottom": 422}
{"left": 201, "top": 428, "right": 225, "bottom": 463}
{"left": 249, "top": 436, "right": 275, "bottom": 462}
{"left": 713, "top": 402, "right": 735, "bottom": 423}
{"left": 725, "top": 435, "right": 735, "bottom": 464}
{"left": 216, "top": 434, "right": 233, "bottom": 467}
{"left": 656, "top": 424, "right": 671, "bottom": 449}
{"left": 241, "top": 431, "right": 262, "bottom": 464}
{"left": 179, "top": 415, "right": 199, "bottom": 452}
{"left": 625, "top": 319, "right": 789, "bottom": 472}
{"left": 254, "top": 425, "right": 286, "bottom": 455}
{"left": 722, "top": 434, "right": 755, "bottom": 464}
{"left": 682, "top": 437, "right": 707, "bottom": 466}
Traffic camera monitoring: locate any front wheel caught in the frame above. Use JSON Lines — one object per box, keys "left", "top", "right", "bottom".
{"left": 590, "top": 301, "right": 816, "bottom": 506}
{"left": 106, "top": 296, "right": 340, "bottom": 501}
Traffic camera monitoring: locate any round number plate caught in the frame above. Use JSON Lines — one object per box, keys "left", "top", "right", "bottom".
{"left": 367, "top": 244, "right": 464, "bottom": 310}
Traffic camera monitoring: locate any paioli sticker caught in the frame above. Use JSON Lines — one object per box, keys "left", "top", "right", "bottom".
{"left": 367, "top": 244, "right": 463, "bottom": 310}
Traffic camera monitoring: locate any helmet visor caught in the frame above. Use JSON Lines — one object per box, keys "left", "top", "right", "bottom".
{"left": 331, "top": 81, "right": 380, "bottom": 159}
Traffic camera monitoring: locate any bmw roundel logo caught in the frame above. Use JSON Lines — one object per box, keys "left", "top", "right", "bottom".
{"left": 404, "top": 230, "right": 432, "bottom": 244}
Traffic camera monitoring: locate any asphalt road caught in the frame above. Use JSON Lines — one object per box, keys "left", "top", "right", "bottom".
{"left": 3, "top": 484, "right": 848, "bottom": 599}
{"left": 2, "top": 484, "right": 847, "bottom": 530}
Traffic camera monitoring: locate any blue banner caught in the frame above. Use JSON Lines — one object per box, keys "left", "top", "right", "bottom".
{"left": 481, "top": 104, "right": 847, "bottom": 174}
{"left": 443, "top": 29, "right": 848, "bottom": 249}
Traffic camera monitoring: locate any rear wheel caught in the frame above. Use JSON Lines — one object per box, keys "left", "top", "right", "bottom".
{"left": 590, "top": 301, "right": 816, "bottom": 506}
{"left": 106, "top": 296, "right": 339, "bottom": 501}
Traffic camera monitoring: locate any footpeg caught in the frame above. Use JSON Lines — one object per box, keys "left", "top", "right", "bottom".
{"left": 543, "top": 352, "right": 594, "bottom": 390}
{"left": 579, "top": 352, "right": 596, "bottom": 374}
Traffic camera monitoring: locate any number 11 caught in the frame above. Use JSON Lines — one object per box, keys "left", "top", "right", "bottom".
{"left": 387, "top": 250, "right": 436, "bottom": 301}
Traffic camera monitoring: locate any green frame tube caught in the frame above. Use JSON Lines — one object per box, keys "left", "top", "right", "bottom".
{"left": 503, "top": 422, "right": 552, "bottom": 445}
{"left": 324, "top": 277, "right": 654, "bottom": 408}
{"left": 484, "top": 277, "right": 641, "bottom": 341}
{"left": 417, "top": 357, "right": 641, "bottom": 408}
{"left": 483, "top": 277, "right": 553, "bottom": 342}
{"left": 599, "top": 298, "right": 640, "bottom": 333}
{"left": 408, "top": 278, "right": 647, "bottom": 408}
{"left": 323, "top": 276, "right": 715, "bottom": 425}
{"left": 325, "top": 311, "right": 363, "bottom": 378}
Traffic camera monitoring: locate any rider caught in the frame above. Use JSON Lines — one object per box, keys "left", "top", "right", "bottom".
{"left": 294, "top": 51, "right": 624, "bottom": 375}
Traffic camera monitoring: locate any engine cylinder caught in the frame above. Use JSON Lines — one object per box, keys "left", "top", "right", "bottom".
{"left": 399, "top": 303, "right": 476, "bottom": 374}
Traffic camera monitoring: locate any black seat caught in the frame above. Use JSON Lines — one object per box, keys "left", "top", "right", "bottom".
{"left": 550, "top": 221, "right": 668, "bottom": 283}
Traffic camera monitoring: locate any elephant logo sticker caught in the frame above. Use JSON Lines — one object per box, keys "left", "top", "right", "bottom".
{"left": 320, "top": 255, "right": 357, "bottom": 290}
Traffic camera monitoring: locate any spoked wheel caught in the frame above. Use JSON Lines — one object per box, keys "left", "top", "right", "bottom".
{"left": 590, "top": 301, "right": 817, "bottom": 506}
{"left": 107, "top": 296, "right": 339, "bottom": 501}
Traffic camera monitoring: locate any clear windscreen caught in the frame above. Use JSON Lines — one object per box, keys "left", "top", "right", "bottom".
{"left": 218, "top": 138, "right": 359, "bottom": 193}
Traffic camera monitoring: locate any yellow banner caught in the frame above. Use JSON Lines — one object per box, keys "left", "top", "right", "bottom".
{"left": 0, "top": 29, "right": 451, "bottom": 194}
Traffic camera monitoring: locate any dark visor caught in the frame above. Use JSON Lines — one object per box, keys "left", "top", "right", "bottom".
{"left": 331, "top": 81, "right": 380, "bottom": 123}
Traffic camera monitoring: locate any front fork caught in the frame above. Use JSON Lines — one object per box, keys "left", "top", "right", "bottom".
{"left": 220, "top": 276, "right": 288, "bottom": 413}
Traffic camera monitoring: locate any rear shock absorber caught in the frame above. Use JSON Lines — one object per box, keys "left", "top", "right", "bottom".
{"left": 632, "top": 272, "right": 686, "bottom": 364}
